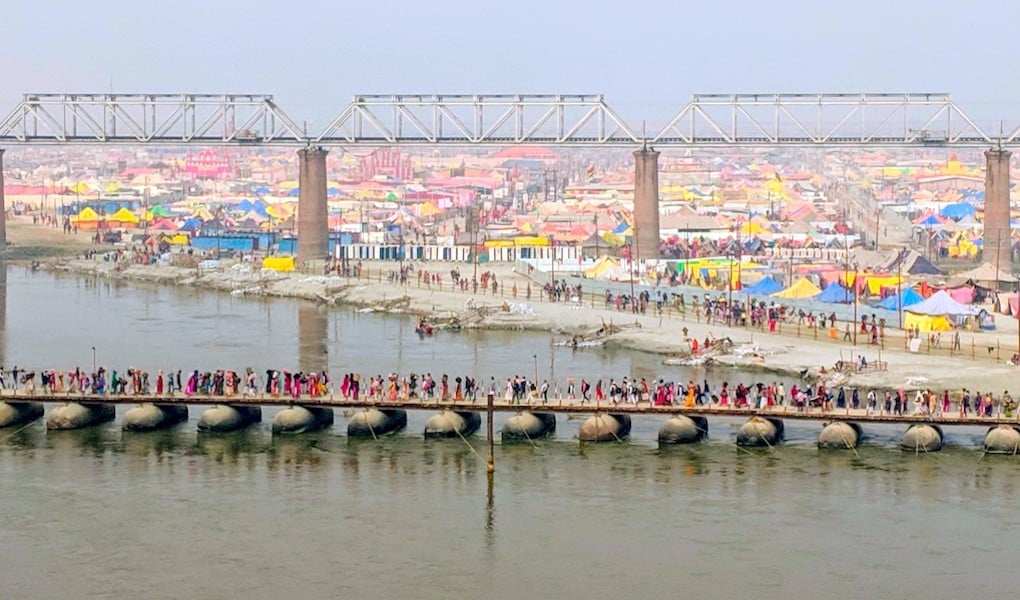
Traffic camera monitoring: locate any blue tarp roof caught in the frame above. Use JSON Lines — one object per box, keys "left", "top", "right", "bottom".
{"left": 915, "top": 214, "right": 942, "bottom": 226}
{"left": 940, "top": 202, "right": 977, "bottom": 219}
{"left": 873, "top": 288, "right": 923, "bottom": 311}
{"left": 179, "top": 217, "right": 204, "bottom": 231}
{"left": 816, "top": 281, "right": 854, "bottom": 303}
{"left": 742, "top": 276, "right": 783, "bottom": 296}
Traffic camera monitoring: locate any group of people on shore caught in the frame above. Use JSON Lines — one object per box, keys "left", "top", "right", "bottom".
{"left": 1, "top": 365, "right": 1017, "bottom": 419}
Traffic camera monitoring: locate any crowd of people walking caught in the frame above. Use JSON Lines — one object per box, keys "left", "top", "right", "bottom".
{"left": 0, "top": 365, "right": 1017, "bottom": 419}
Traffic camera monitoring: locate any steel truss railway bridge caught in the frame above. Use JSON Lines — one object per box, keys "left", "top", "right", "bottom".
{"left": 0, "top": 91, "right": 1015, "bottom": 261}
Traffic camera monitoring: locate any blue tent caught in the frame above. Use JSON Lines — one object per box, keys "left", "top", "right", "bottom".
{"left": 741, "top": 276, "right": 783, "bottom": 296}
{"left": 874, "top": 288, "right": 923, "bottom": 311}
{"left": 613, "top": 222, "right": 631, "bottom": 234}
{"left": 236, "top": 199, "right": 255, "bottom": 212}
{"left": 940, "top": 202, "right": 976, "bottom": 220}
{"left": 915, "top": 214, "right": 942, "bottom": 226}
{"left": 816, "top": 282, "right": 854, "bottom": 303}
{"left": 179, "top": 217, "right": 204, "bottom": 231}
{"left": 253, "top": 186, "right": 271, "bottom": 195}
{"left": 252, "top": 198, "right": 269, "bottom": 218}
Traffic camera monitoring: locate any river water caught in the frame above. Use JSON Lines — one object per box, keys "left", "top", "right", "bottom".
{"left": 0, "top": 267, "right": 1013, "bottom": 599}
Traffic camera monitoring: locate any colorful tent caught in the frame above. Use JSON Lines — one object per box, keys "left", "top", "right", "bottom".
{"left": 864, "top": 275, "right": 902, "bottom": 295}
{"left": 903, "top": 312, "right": 952, "bottom": 332}
{"left": 70, "top": 207, "right": 101, "bottom": 229}
{"left": 108, "top": 207, "right": 140, "bottom": 224}
{"left": 940, "top": 202, "right": 977, "bottom": 220}
{"left": 584, "top": 256, "right": 620, "bottom": 279}
{"left": 906, "top": 290, "right": 979, "bottom": 319}
{"left": 741, "top": 276, "right": 783, "bottom": 296}
{"left": 263, "top": 256, "right": 295, "bottom": 272}
{"left": 874, "top": 288, "right": 923, "bottom": 311}
{"left": 816, "top": 282, "right": 854, "bottom": 303}
{"left": 772, "top": 278, "right": 821, "bottom": 299}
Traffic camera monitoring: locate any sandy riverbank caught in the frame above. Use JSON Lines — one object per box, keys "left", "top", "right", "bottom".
{"left": 38, "top": 251, "right": 1020, "bottom": 395}
{"left": 7, "top": 217, "right": 1013, "bottom": 394}
{"left": 0, "top": 215, "right": 101, "bottom": 260}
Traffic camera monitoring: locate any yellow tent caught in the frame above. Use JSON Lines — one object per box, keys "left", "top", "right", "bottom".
{"left": 773, "top": 278, "right": 822, "bottom": 299}
{"left": 584, "top": 256, "right": 620, "bottom": 278}
{"left": 105, "top": 182, "right": 120, "bottom": 193}
{"left": 266, "top": 204, "right": 293, "bottom": 219}
{"left": 263, "top": 256, "right": 295, "bottom": 272}
{"left": 739, "top": 221, "right": 767, "bottom": 235}
{"left": 417, "top": 201, "right": 440, "bottom": 217}
{"left": 108, "top": 207, "right": 140, "bottom": 224}
{"left": 71, "top": 207, "right": 101, "bottom": 230}
{"left": 903, "top": 312, "right": 951, "bottom": 332}
{"left": 513, "top": 236, "right": 550, "bottom": 247}
{"left": 75, "top": 207, "right": 100, "bottom": 221}
{"left": 169, "top": 234, "right": 190, "bottom": 245}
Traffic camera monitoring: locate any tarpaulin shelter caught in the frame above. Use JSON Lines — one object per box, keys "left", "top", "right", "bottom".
{"left": 773, "top": 278, "right": 821, "bottom": 299}
{"left": 150, "top": 218, "right": 179, "bottom": 231}
{"left": 263, "top": 256, "right": 295, "bottom": 272}
{"left": 940, "top": 202, "right": 977, "bottom": 220}
{"left": 108, "top": 207, "right": 140, "bottom": 224}
{"left": 904, "top": 289, "right": 979, "bottom": 332}
{"left": 947, "top": 262, "right": 1017, "bottom": 290}
{"left": 874, "top": 288, "right": 923, "bottom": 311}
{"left": 584, "top": 256, "right": 620, "bottom": 278}
{"left": 740, "top": 276, "right": 783, "bottom": 296}
{"left": 71, "top": 207, "right": 101, "bottom": 229}
{"left": 816, "top": 282, "right": 854, "bottom": 303}
{"left": 864, "top": 275, "right": 902, "bottom": 295}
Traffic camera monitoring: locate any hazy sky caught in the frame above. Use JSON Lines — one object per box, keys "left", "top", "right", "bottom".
{"left": 5, "top": 0, "right": 1020, "bottom": 131}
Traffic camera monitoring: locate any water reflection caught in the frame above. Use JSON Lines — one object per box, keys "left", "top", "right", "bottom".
{"left": 46, "top": 426, "right": 117, "bottom": 456}
{"left": 297, "top": 302, "right": 328, "bottom": 373}
{"left": 195, "top": 429, "right": 269, "bottom": 464}
{"left": 120, "top": 428, "right": 187, "bottom": 458}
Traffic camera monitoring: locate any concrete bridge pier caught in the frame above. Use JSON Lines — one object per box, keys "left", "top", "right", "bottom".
{"left": 348, "top": 407, "right": 408, "bottom": 437}
{"left": 46, "top": 402, "right": 116, "bottom": 430}
{"left": 983, "top": 149, "right": 1012, "bottom": 267}
{"left": 736, "top": 417, "right": 784, "bottom": 447}
{"left": 0, "top": 400, "right": 43, "bottom": 427}
{"left": 122, "top": 403, "right": 188, "bottom": 432}
{"left": 632, "top": 147, "right": 660, "bottom": 261}
{"left": 658, "top": 414, "right": 708, "bottom": 444}
{"left": 578, "top": 413, "right": 632, "bottom": 442}
{"left": 817, "top": 421, "right": 862, "bottom": 449}
{"left": 296, "top": 146, "right": 329, "bottom": 265}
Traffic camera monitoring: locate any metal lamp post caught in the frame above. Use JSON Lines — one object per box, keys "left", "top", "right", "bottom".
{"left": 91, "top": 346, "right": 96, "bottom": 373}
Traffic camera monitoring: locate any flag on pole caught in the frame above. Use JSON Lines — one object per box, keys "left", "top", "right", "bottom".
{"left": 586, "top": 164, "right": 596, "bottom": 178}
